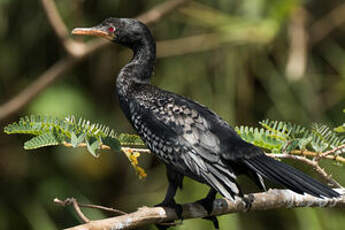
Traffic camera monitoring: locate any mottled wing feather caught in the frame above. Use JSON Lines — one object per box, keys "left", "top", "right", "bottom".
{"left": 130, "top": 90, "right": 242, "bottom": 199}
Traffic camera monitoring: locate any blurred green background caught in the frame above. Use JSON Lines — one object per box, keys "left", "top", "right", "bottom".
{"left": 0, "top": 0, "right": 345, "bottom": 229}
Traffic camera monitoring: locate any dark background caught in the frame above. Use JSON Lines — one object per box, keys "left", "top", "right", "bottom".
{"left": 0, "top": 0, "right": 344, "bottom": 229}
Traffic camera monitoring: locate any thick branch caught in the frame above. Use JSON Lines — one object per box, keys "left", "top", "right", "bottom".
{"left": 64, "top": 189, "right": 345, "bottom": 230}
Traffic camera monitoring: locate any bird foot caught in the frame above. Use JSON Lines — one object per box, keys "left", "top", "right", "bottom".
{"left": 155, "top": 199, "right": 183, "bottom": 219}
{"left": 243, "top": 194, "right": 254, "bottom": 212}
{"left": 197, "top": 196, "right": 214, "bottom": 215}
{"left": 154, "top": 199, "right": 183, "bottom": 230}
{"left": 197, "top": 197, "right": 219, "bottom": 229}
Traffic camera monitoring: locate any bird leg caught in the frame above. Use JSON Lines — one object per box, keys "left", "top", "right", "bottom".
{"left": 154, "top": 181, "right": 183, "bottom": 218}
{"left": 155, "top": 167, "right": 183, "bottom": 230}
{"left": 197, "top": 188, "right": 219, "bottom": 229}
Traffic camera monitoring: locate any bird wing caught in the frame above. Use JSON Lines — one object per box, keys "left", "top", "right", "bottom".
{"left": 131, "top": 90, "right": 244, "bottom": 199}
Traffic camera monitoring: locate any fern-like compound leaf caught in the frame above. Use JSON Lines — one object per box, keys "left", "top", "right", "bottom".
{"left": 311, "top": 124, "right": 345, "bottom": 153}
{"left": 3, "top": 115, "right": 144, "bottom": 154}
{"left": 24, "top": 133, "right": 60, "bottom": 150}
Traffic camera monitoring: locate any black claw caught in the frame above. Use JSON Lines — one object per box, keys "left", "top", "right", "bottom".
{"left": 243, "top": 194, "right": 254, "bottom": 211}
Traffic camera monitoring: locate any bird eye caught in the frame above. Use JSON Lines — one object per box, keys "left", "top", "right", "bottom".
{"left": 107, "top": 27, "right": 115, "bottom": 32}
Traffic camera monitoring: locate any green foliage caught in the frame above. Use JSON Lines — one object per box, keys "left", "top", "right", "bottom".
{"left": 4, "top": 115, "right": 145, "bottom": 156}
{"left": 4, "top": 115, "right": 147, "bottom": 178}
{"left": 235, "top": 119, "right": 345, "bottom": 154}
{"left": 5, "top": 114, "right": 345, "bottom": 160}
{"left": 24, "top": 132, "right": 60, "bottom": 150}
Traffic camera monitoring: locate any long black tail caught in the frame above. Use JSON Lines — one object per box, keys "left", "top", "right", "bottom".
{"left": 244, "top": 154, "right": 340, "bottom": 198}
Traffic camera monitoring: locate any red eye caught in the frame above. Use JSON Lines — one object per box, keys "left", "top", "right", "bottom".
{"left": 107, "top": 27, "right": 115, "bottom": 32}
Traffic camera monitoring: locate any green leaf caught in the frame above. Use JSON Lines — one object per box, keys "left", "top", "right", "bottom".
{"left": 235, "top": 125, "right": 285, "bottom": 151}
{"left": 70, "top": 131, "right": 78, "bottom": 147}
{"left": 283, "top": 139, "right": 299, "bottom": 153}
{"left": 86, "top": 137, "right": 100, "bottom": 158}
{"left": 70, "top": 132, "right": 86, "bottom": 148}
{"left": 24, "top": 133, "right": 60, "bottom": 150}
{"left": 296, "top": 136, "right": 312, "bottom": 150}
{"left": 311, "top": 124, "right": 345, "bottom": 151}
{"left": 334, "top": 124, "right": 345, "bottom": 133}
{"left": 116, "top": 133, "right": 145, "bottom": 146}
{"left": 76, "top": 133, "right": 86, "bottom": 146}
{"left": 311, "top": 140, "right": 328, "bottom": 153}
{"left": 103, "top": 136, "right": 121, "bottom": 152}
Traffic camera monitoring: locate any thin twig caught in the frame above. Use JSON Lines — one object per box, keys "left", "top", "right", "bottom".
{"left": 54, "top": 198, "right": 128, "bottom": 216}
{"left": 54, "top": 198, "right": 90, "bottom": 223}
{"left": 63, "top": 142, "right": 110, "bottom": 150}
{"left": 320, "top": 144, "right": 345, "bottom": 158}
{"left": 291, "top": 149, "right": 345, "bottom": 164}
{"left": 266, "top": 153, "right": 342, "bottom": 188}
{"left": 62, "top": 142, "right": 150, "bottom": 154}
{"left": 121, "top": 147, "right": 151, "bottom": 154}
{"left": 78, "top": 204, "right": 127, "bottom": 216}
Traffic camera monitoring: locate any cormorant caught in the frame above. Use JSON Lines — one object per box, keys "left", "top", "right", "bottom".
{"left": 72, "top": 18, "right": 340, "bottom": 229}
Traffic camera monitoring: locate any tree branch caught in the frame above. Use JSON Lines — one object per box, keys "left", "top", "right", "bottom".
{"left": 310, "top": 2, "right": 345, "bottom": 45}
{"left": 320, "top": 144, "right": 345, "bottom": 158}
{"left": 62, "top": 189, "right": 345, "bottom": 230}
{"left": 40, "top": 0, "right": 83, "bottom": 56}
{"left": 137, "top": 0, "right": 190, "bottom": 25}
{"left": 291, "top": 149, "right": 345, "bottom": 164}
{"left": 54, "top": 197, "right": 127, "bottom": 217}
{"left": 62, "top": 141, "right": 344, "bottom": 186}
{"left": 285, "top": 7, "right": 308, "bottom": 81}
{"left": 0, "top": 57, "right": 78, "bottom": 121}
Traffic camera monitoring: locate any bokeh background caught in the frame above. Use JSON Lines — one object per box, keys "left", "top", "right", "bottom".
{"left": 1, "top": 0, "right": 345, "bottom": 229}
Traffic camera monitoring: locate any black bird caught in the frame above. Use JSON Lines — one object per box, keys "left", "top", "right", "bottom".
{"left": 72, "top": 18, "right": 340, "bottom": 228}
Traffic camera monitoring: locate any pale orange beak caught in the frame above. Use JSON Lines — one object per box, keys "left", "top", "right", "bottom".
{"left": 72, "top": 26, "right": 115, "bottom": 40}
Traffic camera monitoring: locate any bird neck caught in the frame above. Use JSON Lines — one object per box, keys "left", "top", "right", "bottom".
{"left": 116, "top": 38, "right": 156, "bottom": 97}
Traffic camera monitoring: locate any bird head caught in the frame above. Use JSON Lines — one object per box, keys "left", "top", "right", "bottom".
{"left": 72, "top": 18, "right": 152, "bottom": 48}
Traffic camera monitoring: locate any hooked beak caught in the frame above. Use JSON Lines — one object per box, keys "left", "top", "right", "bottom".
{"left": 72, "top": 26, "right": 115, "bottom": 40}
